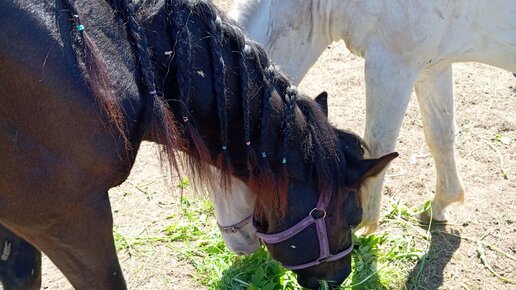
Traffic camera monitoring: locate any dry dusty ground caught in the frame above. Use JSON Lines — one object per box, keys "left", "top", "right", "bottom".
{"left": 36, "top": 0, "right": 514, "bottom": 289}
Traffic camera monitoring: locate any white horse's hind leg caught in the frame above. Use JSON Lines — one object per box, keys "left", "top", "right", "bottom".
{"left": 360, "top": 48, "right": 421, "bottom": 234}
{"left": 415, "top": 65, "right": 465, "bottom": 221}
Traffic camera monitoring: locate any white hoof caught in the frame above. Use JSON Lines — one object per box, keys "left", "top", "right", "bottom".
{"left": 357, "top": 219, "right": 379, "bottom": 235}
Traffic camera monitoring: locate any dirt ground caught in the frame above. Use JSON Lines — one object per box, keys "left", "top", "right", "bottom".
{"left": 37, "top": 0, "right": 515, "bottom": 289}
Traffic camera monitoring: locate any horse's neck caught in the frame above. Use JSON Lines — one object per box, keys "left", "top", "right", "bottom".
{"left": 326, "top": 0, "right": 384, "bottom": 57}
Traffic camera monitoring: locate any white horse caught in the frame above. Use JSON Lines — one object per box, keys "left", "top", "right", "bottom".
{"left": 226, "top": 0, "right": 516, "bottom": 234}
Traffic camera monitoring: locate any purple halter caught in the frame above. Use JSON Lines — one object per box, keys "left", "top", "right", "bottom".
{"left": 253, "top": 190, "right": 354, "bottom": 270}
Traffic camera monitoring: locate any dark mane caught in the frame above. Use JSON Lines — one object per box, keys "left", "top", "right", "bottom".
{"left": 60, "top": 0, "right": 184, "bottom": 172}
{"left": 62, "top": 0, "right": 126, "bottom": 145}
{"left": 161, "top": 0, "right": 367, "bottom": 217}
{"left": 63, "top": 0, "right": 367, "bottom": 217}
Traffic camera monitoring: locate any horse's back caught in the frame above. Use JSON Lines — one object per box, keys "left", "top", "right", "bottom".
{"left": 355, "top": 0, "right": 516, "bottom": 70}
{"left": 435, "top": 0, "right": 516, "bottom": 70}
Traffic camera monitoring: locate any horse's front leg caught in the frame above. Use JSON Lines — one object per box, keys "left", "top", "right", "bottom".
{"left": 360, "top": 47, "right": 421, "bottom": 234}
{"left": 1, "top": 190, "right": 126, "bottom": 290}
{"left": 415, "top": 64, "right": 464, "bottom": 221}
{"left": 0, "top": 224, "right": 41, "bottom": 290}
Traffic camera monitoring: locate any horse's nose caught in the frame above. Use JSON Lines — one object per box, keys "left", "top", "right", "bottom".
{"left": 220, "top": 226, "right": 260, "bottom": 255}
{"left": 232, "top": 250, "right": 249, "bottom": 255}
{"left": 297, "top": 274, "right": 346, "bottom": 290}
{"left": 223, "top": 237, "right": 260, "bottom": 255}
{"left": 295, "top": 260, "right": 351, "bottom": 289}
{"left": 296, "top": 274, "right": 319, "bottom": 290}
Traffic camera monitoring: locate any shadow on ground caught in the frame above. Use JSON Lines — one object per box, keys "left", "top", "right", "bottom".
{"left": 405, "top": 224, "right": 461, "bottom": 289}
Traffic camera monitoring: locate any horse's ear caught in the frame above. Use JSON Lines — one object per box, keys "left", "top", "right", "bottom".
{"left": 315, "top": 91, "right": 328, "bottom": 117}
{"left": 355, "top": 152, "right": 399, "bottom": 181}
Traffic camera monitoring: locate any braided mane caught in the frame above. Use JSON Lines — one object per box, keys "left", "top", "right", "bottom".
{"left": 165, "top": 0, "right": 359, "bottom": 217}
{"left": 61, "top": 0, "right": 126, "bottom": 146}
{"left": 61, "top": 0, "right": 183, "bottom": 171}
{"left": 63, "top": 0, "right": 364, "bottom": 218}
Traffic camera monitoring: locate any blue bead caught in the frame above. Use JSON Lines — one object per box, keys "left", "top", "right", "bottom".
{"left": 282, "top": 157, "right": 287, "bottom": 164}
{"left": 222, "top": 145, "right": 227, "bottom": 150}
{"left": 261, "top": 152, "right": 267, "bottom": 158}
{"left": 76, "top": 24, "right": 85, "bottom": 31}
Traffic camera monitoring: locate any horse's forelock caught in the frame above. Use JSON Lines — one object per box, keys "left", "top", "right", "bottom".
{"left": 296, "top": 97, "right": 352, "bottom": 194}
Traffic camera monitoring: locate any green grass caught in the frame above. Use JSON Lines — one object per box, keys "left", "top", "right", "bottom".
{"left": 160, "top": 195, "right": 297, "bottom": 289}
{"left": 157, "top": 189, "right": 436, "bottom": 289}
{"left": 114, "top": 177, "right": 441, "bottom": 289}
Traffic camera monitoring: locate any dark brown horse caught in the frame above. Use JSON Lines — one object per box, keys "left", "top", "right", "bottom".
{"left": 0, "top": 0, "right": 396, "bottom": 289}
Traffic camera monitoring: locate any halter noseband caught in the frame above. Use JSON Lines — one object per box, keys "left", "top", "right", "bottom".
{"left": 253, "top": 190, "right": 354, "bottom": 270}
{"left": 217, "top": 215, "right": 255, "bottom": 245}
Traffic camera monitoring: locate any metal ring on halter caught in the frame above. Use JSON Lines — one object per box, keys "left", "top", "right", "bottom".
{"left": 253, "top": 189, "right": 355, "bottom": 270}
{"left": 309, "top": 208, "right": 326, "bottom": 219}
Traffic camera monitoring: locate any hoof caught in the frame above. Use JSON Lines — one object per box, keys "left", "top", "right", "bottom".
{"left": 415, "top": 212, "right": 447, "bottom": 225}
{"left": 429, "top": 199, "right": 453, "bottom": 221}
{"left": 356, "top": 220, "right": 379, "bottom": 235}
{"left": 416, "top": 203, "right": 449, "bottom": 225}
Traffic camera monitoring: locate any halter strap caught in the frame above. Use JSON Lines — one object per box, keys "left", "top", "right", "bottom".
{"left": 218, "top": 214, "right": 252, "bottom": 233}
{"left": 285, "top": 239, "right": 354, "bottom": 270}
{"left": 253, "top": 190, "right": 354, "bottom": 270}
{"left": 218, "top": 215, "right": 254, "bottom": 245}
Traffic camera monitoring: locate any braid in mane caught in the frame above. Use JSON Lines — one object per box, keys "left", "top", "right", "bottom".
{"left": 244, "top": 43, "right": 286, "bottom": 217}
{"left": 260, "top": 66, "right": 274, "bottom": 162}
{"left": 231, "top": 25, "right": 257, "bottom": 175}
{"left": 205, "top": 11, "right": 232, "bottom": 187}
{"left": 281, "top": 86, "right": 298, "bottom": 164}
{"left": 118, "top": 0, "right": 181, "bottom": 172}
{"left": 277, "top": 85, "right": 298, "bottom": 203}
{"left": 168, "top": 0, "right": 299, "bottom": 217}
{"left": 62, "top": 0, "right": 127, "bottom": 148}
{"left": 169, "top": 0, "right": 212, "bottom": 184}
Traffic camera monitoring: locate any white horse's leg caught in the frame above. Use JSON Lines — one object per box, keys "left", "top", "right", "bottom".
{"left": 415, "top": 65, "right": 464, "bottom": 221}
{"left": 360, "top": 48, "right": 421, "bottom": 234}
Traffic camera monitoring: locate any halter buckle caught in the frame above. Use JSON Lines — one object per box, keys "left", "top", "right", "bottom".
{"left": 317, "top": 255, "right": 331, "bottom": 263}
{"left": 218, "top": 215, "right": 252, "bottom": 234}
{"left": 220, "top": 226, "right": 237, "bottom": 233}
{"left": 309, "top": 208, "right": 327, "bottom": 219}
